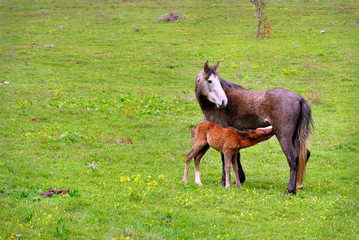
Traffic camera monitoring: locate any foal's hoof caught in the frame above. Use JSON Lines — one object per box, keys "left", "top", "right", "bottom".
{"left": 218, "top": 181, "right": 225, "bottom": 187}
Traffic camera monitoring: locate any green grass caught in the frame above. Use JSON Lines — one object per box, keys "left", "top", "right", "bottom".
{"left": 1, "top": 0, "right": 358, "bottom": 239}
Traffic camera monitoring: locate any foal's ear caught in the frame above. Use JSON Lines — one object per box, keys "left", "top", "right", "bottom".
{"left": 213, "top": 61, "right": 219, "bottom": 71}
{"left": 203, "top": 60, "right": 209, "bottom": 72}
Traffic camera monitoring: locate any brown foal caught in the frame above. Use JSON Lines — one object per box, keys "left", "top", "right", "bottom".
{"left": 183, "top": 121, "right": 274, "bottom": 188}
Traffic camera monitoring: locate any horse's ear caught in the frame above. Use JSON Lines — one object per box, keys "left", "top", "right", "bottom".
{"left": 203, "top": 60, "right": 209, "bottom": 72}
{"left": 213, "top": 61, "right": 219, "bottom": 71}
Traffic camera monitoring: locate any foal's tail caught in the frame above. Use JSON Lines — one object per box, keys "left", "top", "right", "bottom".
{"left": 191, "top": 125, "right": 198, "bottom": 139}
{"left": 294, "top": 99, "right": 314, "bottom": 187}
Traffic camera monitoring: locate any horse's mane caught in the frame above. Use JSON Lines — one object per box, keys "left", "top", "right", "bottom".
{"left": 197, "top": 66, "right": 243, "bottom": 91}
{"left": 219, "top": 77, "right": 243, "bottom": 91}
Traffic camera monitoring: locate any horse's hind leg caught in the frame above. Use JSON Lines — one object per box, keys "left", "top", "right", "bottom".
{"left": 277, "top": 136, "right": 299, "bottom": 194}
{"left": 220, "top": 152, "right": 245, "bottom": 186}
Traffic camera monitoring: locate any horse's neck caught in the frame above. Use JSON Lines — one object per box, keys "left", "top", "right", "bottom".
{"left": 196, "top": 94, "right": 228, "bottom": 125}
{"left": 195, "top": 77, "right": 244, "bottom": 126}
{"left": 196, "top": 94, "right": 214, "bottom": 114}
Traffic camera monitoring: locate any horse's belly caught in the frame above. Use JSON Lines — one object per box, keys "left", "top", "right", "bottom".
{"left": 230, "top": 114, "right": 270, "bottom": 130}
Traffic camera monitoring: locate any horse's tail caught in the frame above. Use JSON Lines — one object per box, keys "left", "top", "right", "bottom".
{"left": 294, "top": 99, "right": 314, "bottom": 188}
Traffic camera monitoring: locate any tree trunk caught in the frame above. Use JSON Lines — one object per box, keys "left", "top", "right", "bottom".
{"left": 257, "top": 17, "right": 261, "bottom": 37}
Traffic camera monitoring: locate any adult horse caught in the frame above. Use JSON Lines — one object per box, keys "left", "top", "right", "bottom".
{"left": 195, "top": 61, "right": 313, "bottom": 194}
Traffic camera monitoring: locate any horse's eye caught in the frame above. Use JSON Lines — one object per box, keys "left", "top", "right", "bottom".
{"left": 207, "top": 80, "right": 212, "bottom": 84}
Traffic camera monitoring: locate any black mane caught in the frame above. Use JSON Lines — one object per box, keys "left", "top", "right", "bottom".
{"left": 219, "top": 78, "right": 242, "bottom": 91}
{"left": 205, "top": 66, "right": 243, "bottom": 91}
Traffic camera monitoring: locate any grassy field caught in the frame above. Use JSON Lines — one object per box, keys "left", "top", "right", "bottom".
{"left": 1, "top": 0, "right": 358, "bottom": 239}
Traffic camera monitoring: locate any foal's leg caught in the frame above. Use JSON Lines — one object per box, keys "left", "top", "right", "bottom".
{"left": 223, "top": 153, "right": 232, "bottom": 188}
{"left": 193, "top": 145, "right": 209, "bottom": 186}
{"left": 183, "top": 153, "right": 192, "bottom": 183}
{"left": 220, "top": 152, "right": 245, "bottom": 186}
{"left": 182, "top": 144, "right": 207, "bottom": 183}
{"left": 231, "top": 153, "right": 242, "bottom": 187}
{"left": 183, "top": 148, "right": 197, "bottom": 183}
{"left": 183, "top": 144, "right": 208, "bottom": 183}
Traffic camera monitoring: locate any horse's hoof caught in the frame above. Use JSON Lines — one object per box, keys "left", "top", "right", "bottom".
{"left": 284, "top": 189, "right": 296, "bottom": 195}
{"left": 296, "top": 184, "right": 303, "bottom": 190}
{"left": 218, "top": 181, "right": 225, "bottom": 187}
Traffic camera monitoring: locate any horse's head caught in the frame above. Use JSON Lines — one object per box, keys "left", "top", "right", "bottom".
{"left": 195, "top": 61, "right": 228, "bottom": 108}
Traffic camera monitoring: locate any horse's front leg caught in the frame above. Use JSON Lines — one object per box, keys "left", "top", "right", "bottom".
{"left": 220, "top": 152, "right": 245, "bottom": 186}
{"left": 236, "top": 152, "right": 246, "bottom": 183}
{"left": 219, "top": 153, "right": 227, "bottom": 186}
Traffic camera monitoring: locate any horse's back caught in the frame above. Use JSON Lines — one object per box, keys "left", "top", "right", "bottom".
{"left": 225, "top": 87, "right": 306, "bottom": 130}
{"left": 265, "top": 88, "right": 304, "bottom": 102}
{"left": 262, "top": 88, "right": 305, "bottom": 118}
{"left": 227, "top": 87, "right": 303, "bottom": 103}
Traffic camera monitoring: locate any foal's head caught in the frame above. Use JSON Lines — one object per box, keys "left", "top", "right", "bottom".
{"left": 196, "top": 61, "right": 228, "bottom": 108}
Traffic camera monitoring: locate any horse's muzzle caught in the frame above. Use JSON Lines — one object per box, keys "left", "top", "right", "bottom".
{"left": 217, "top": 100, "right": 227, "bottom": 108}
